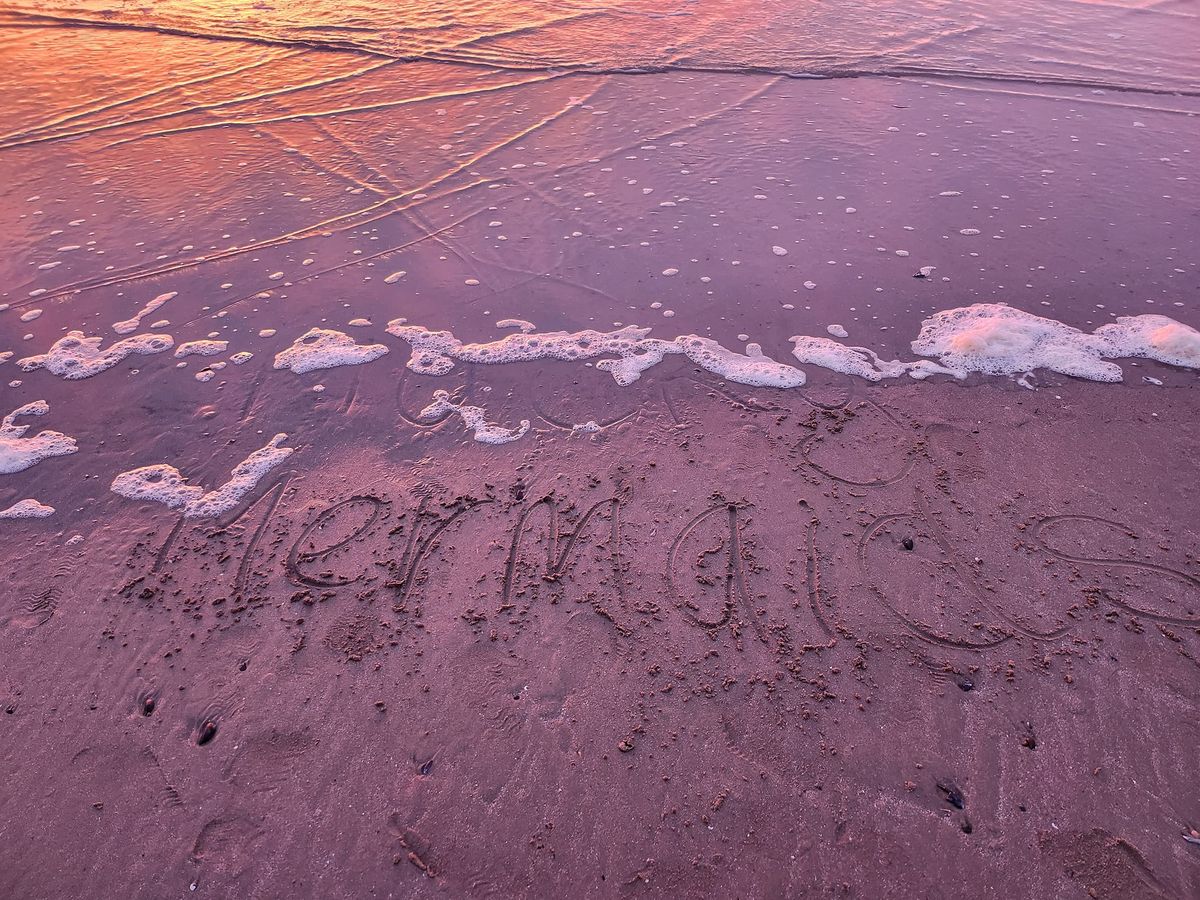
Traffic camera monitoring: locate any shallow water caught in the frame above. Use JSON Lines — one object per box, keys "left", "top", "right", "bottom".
{"left": 6, "top": 0, "right": 1200, "bottom": 92}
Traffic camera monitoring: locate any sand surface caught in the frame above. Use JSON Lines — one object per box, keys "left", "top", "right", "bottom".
{"left": 1, "top": 2, "right": 1199, "bottom": 898}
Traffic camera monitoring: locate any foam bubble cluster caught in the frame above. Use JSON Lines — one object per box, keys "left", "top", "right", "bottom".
{"left": 110, "top": 434, "right": 294, "bottom": 518}
{"left": 419, "top": 390, "right": 530, "bottom": 445}
{"left": 0, "top": 401, "right": 79, "bottom": 474}
{"left": 1094, "top": 315, "right": 1200, "bottom": 370}
{"left": 274, "top": 328, "right": 389, "bottom": 374}
{"left": 791, "top": 336, "right": 908, "bottom": 382}
{"left": 0, "top": 498, "right": 55, "bottom": 519}
{"left": 913, "top": 304, "right": 1122, "bottom": 381}
{"left": 175, "top": 340, "right": 229, "bottom": 358}
{"left": 19, "top": 331, "right": 174, "bottom": 379}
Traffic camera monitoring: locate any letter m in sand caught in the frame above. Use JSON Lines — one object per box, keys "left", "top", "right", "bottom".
{"left": 500, "top": 495, "right": 627, "bottom": 633}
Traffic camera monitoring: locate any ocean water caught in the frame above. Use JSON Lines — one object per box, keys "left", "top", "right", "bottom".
{"left": 2, "top": 0, "right": 1197, "bottom": 411}
{"left": 5, "top": 0, "right": 1200, "bottom": 91}
{"left": 2, "top": 0, "right": 1198, "bottom": 491}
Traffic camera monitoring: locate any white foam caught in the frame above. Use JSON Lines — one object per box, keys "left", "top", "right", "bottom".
{"left": 273, "top": 328, "right": 389, "bottom": 374}
{"left": 0, "top": 400, "right": 78, "bottom": 474}
{"left": 911, "top": 304, "right": 1125, "bottom": 381}
{"left": 230, "top": 351, "right": 254, "bottom": 365}
{"left": 388, "top": 305, "right": 1199, "bottom": 394}
{"left": 383, "top": 270, "right": 407, "bottom": 284}
{"left": 113, "top": 291, "right": 176, "bottom": 334}
{"left": 20, "top": 309, "right": 43, "bottom": 323}
{"left": 496, "top": 319, "right": 536, "bottom": 333}
{"left": 827, "top": 324, "right": 849, "bottom": 338}
{"left": 18, "top": 331, "right": 174, "bottom": 379}
{"left": 790, "top": 337, "right": 909, "bottom": 382}
{"left": 0, "top": 498, "right": 55, "bottom": 519}
{"left": 1094, "top": 315, "right": 1200, "bottom": 369}
{"left": 175, "top": 339, "right": 228, "bottom": 358}
{"left": 388, "top": 320, "right": 804, "bottom": 388}
{"left": 419, "top": 391, "right": 530, "bottom": 445}
{"left": 110, "top": 434, "right": 294, "bottom": 518}
{"left": 675, "top": 338, "right": 805, "bottom": 388}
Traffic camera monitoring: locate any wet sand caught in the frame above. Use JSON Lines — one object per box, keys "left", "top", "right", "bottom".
{"left": 2, "top": 5, "right": 1199, "bottom": 899}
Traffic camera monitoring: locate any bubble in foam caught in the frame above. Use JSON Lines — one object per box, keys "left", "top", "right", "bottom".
{"left": 274, "top": 328, "right": 389, "bottom": 375}
{"left": 0, "top": 498, "right": 55, "bottom": 519}
{"left": 0, "top": 400, "right": 78, "bottom": 474}
{"left": 18, "top": 331, "right": 174, "bottom": 380}
{"left": 110, "top": 434, "right": 294, "bottom": 518}
{"left": 419, "top": 390, "right": 529, "bottom": 445}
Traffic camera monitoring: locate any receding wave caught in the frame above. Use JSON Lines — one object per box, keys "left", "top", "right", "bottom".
{"left": 2, "top": 0, "right": 1197, "bottom": 96}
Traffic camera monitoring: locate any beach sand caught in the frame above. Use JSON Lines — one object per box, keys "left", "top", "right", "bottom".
{"left": 1, "top": 4, "right": 1199, "bottom": 898}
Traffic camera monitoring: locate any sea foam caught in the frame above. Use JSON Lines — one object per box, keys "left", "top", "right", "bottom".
{"left": 111, "top": 434, "right": 294, "bottom": 518}
{"left": 0, "top": 401, "right": 78, "bottom": 474}
{"left": 274, "top": 328, "right": 389, "bottom": 374}
{"left": 19, "top": 331, "right": 174, "bottom": 379}
{"left": 419, "top": 390, "right": 530, "bottom": 445}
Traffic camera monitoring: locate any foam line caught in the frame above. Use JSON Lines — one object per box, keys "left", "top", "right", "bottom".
{"left": 387, "top": 304, "right": 1199, "bottom": 388}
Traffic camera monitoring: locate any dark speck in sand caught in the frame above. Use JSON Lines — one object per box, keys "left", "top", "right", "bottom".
{"left": 902, "top": 537, "right": 914, "bottom": 551}
{"left": 937, "top": 781, "right": 966, "bottom": 810}
{"left": 197, "top": 721, "right": 218, "bottom": 746}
